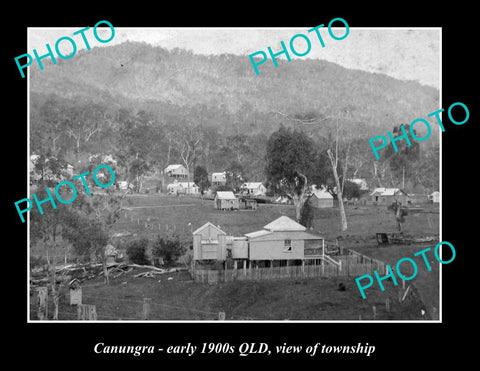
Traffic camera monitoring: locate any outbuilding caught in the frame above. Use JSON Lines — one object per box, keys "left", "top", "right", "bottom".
{"left": 192, "top": 222, "right": 227, "bottom": 261}
{"left": 214, "top": 191, "right": 239, "bottom": 210}
{"left": 309, "top": 187, "right": 334, "bottom": 208}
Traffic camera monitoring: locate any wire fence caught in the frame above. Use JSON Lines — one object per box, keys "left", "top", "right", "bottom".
{"left": 29, "top": 286, "right": 262, "bottom": 321}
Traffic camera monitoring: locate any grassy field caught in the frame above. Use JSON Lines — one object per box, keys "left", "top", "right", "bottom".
{"left": 30, "top": 193, "right": 440, "bottom": 321}
{"left": 32, "top": 268, "right": 427, "bottom": 321}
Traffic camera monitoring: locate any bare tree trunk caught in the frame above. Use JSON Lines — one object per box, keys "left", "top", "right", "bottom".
{"left": 50, "top": 243, "right": 58, "bottom": 320}
{"left": 103, "top": 258, "right": 109, "bottom": 285}
{"left": 396, "top": 203, "right": 403, "bottom": 232}
{"left": 327, "top": 149, "right": 348, "bottom": 231}
{"left": 293, "top": 193, "right": 308, "bottom": 222}
{"left": 292, "top": 172, "right": 309, "bottom": 223}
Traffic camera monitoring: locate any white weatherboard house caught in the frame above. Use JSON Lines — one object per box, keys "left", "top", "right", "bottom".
{"left": 164, "top": 164, "right": 188, "bottom": 179}
{"left": 241, "top": 182, "right": 267, "bottom": 196}
{"left": 349, "top": 178, "right": 369, "bottom": 191}
{"left": 211, "top": 172, "right": 227, "bottom": 186}
{"left": 167, "top": 181, "right": 199, "bottom": 195}
{"left": 245, "top": 216, "right": 324, "bottom": 261}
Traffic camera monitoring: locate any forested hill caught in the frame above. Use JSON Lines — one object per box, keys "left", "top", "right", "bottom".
{"left": 29, "top": 41, "right": 440, "bottom": 191}
{"left": 30, "top": 41, "right": 438, "bottom": 137}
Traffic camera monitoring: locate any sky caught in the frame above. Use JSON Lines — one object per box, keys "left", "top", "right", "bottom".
{"left": 28, "top": 26, "right": 440, "bottom": 89}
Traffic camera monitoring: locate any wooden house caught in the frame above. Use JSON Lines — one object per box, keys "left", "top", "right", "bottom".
{"left": 369, "top": 188, "right": 408, "bottom": 205}
{"left": 241, "top": 182, "right": 267, "bottom": 196}
{"left": 164, "top": 164, "right": 188, "bottom": 179}
{"left": 192, "top": 222, "right": 227, "bottom": 261}
{"left": 245, "top": 216, "right": 324, "bottom": 262}
{"left": 214, "top": 191, "right": 239, "bottom": 210}
{"left": 309, "top": 187, "right": 334, "bottom": 208}
{"left": 211, "top": 172, "right": 227, "bottom": 186}
{"left": 167, "top": 181, "right": 199, "bottom": 195}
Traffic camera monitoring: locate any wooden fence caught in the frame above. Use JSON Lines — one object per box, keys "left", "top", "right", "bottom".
{"left": 193, "top": 250, "right": 387, "bottom": 284}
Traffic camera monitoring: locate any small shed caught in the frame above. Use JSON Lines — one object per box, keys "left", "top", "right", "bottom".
{"left": 240, "top": 197, "right": 258, "bottom": 210}
{"left": 309, "top": 187, "right": 334, "bottom": 208}
{"left": 214, "top": 191, "right": 239, "bottom": 210}
{"left": 193, "top": 222, "right": 227, "bottom": 261}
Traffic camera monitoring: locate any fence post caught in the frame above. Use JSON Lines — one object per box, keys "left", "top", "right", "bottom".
{"left": 77, "top": 304, "right": 97, "bottom": 320}
{"left": 37, "top": 287, "right": 48, "bottom": 320}
{"left": 372, "top": 305, "right": 377, "bottom": 320}
{"left": 385, "top": 298, "right": 390, "bottom": 312}
{"left": 142, "top": 298, "right": 152, "bottom": 320}
{"left": 52, "top": 291, "right": 59, "bottom": 320}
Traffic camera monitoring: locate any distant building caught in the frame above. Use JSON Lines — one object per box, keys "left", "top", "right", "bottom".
{"left": 167, "top": 180, "right": 199, "bottom": 195}
{"left": 211, "top": 172, "right": 227, "bottom": 186}
{"left": 429, "top": 191, "right": 440, "bottom": 203}
{"left": 164, "top": 164, "right": 188, "bottom": 179}
{"left": 117, "top": 180, "right": 133, "bottom": 190}
{"left": 407, "top": 194, "right": 429, "bottom": 204}
{"left": 241, "top": 182, "right": 267, "bottom": 196}
{"left": 348, "top": 178, "right": 369, "bottom": 191}
{"left": 214, "top": 191, "right": 239, "bottom": 210}
{"left": 309, "top": 187, "right": 334, "bottom": 208}
{"left": 369, "top": 188, "right": 408, "bottom": 205}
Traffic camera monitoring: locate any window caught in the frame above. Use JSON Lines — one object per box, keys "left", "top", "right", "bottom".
{"left": 283, "top": 239, "right": 292, "bottom": 252}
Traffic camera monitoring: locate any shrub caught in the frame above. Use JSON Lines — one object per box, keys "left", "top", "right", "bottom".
{"left": 152, "top": 235, "right": 186, "bottom": 265}
{"left": 126, "top": 238, "right": 150, "bottom": 265}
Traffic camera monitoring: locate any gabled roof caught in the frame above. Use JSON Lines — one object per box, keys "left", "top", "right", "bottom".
{"left": 165, "top": 164, "right": 185, "bottom": 172}
{"left": 311, "top": 188, "right": 333, "bottom": 200}
{"left": 245, "top": 229, "right": 272, "bottom": 238}
{"left": 263, "top": 216, "right": 306, "bottom": 232}
{"left": 192, "top": 222, "right": 226, "bottom": 235}
{"left": 370, "top": 187, "right": 405, "bottom": 196}
{"left": 212, "top": 171, "right": 226, "bottom": 178}
{"left": 170, "top": 182, "right": 198, "bottom": 188}
{"left": 242, "top": 182, "right": 264, "bottom": 188}
{"left": 215, "top": 191, "right": 237, "bottom": 199}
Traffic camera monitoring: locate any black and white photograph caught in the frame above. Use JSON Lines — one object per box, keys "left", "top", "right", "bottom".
{"left": 7, "top": 6, "right": 475, "bottom": 364}
{"left": 26, "top": 25, "right": 441, "bottom": 322}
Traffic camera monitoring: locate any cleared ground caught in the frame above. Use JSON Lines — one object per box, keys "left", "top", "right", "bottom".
{"left": 30, "top": 193, "right": 440, "bottom": 321}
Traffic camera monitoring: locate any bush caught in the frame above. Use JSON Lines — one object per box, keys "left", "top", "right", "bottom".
{"left": 126, "top": 238, "right": 150, "bottom": 265}
{"left": 152, "top": 235, "right": 186, "bottom": 265}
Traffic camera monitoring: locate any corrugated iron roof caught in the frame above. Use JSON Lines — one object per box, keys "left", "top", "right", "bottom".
{"left": 263, "top": 216, "right": 307, "bottom": 231}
